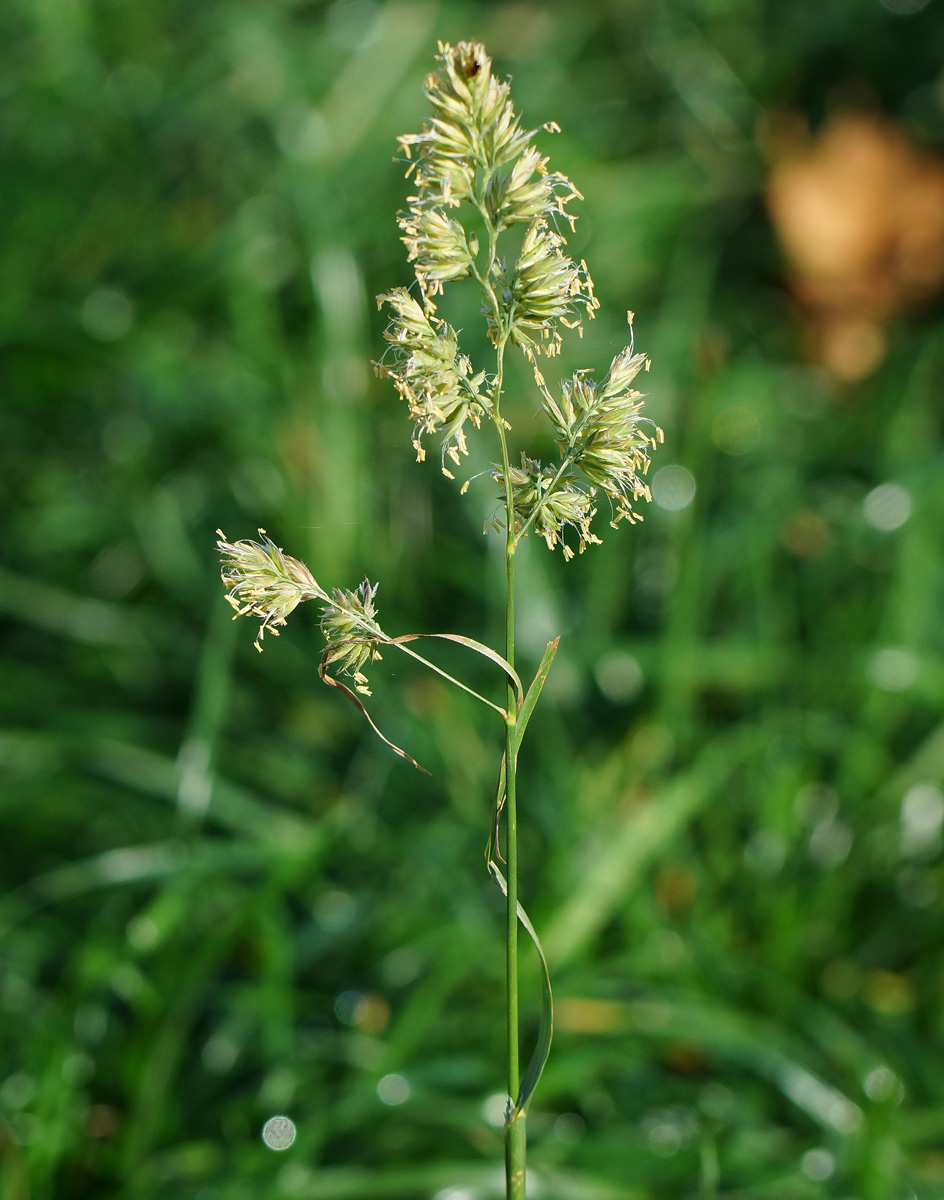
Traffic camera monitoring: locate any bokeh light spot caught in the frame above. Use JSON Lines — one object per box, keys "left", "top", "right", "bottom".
{"left": 864, "top": 482, "right": 911, "bottom": 530}
{"left": 880, "top": 0, "right": 930, "bottom": 12}
{"left": 595, "top": 650, "right": 643, "bottom": 703}
{"left": 870, "top": 647, "right": 918, "bottom": 691}
{"left": 334, "top": 989, "right": 367, "bottom": 1025}
{"left": 900, "top": 783, "right": 944, "bottom": 855}
{"left": 376, "top": 1074, "right": 410, "bottom": 1106}
{"left": 801, "top": 1148, "right": 835, "bottom": 1180}
{"left": 80, "top": 288, "right": 134, "bottom": 342}
{"left": 864, "top": 1065, "right": 905, "bottom": 1102}
{"left": 482, "top": 1092, "right": 508, "bottom": 1128}
{"left": 712, "top": 406, "right": 760, "bottom": 454}
{"left": 262, "top": 1115, "right": 296, "bottom": 1151}
{"left": 652, "top": 465, "right": 696, "bottom": 511}
{"left": 553, "top": 1112, "right": 586, "bottom": 1143}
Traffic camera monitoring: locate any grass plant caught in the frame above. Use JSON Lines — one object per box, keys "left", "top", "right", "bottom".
{"left": 3, "top": 4, "right": 944, "bottom": 1199}
{"left": 217, "top": 43, "right": 662, "bottom": 1197}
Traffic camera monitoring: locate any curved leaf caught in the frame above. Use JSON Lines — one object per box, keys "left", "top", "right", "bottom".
{"left": 389, "top": 631, "right": 523, "bottom": 706}
{"left": 488, "top": 861, "right": 554, "bottom": 1116}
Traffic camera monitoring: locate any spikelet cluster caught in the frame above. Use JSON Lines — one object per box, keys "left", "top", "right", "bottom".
{"left": 376, "top": 288, "right": 488, "bottom": 470}
{"left": 393, "top": 40, "right": 595, "bottom": 348}
{"left": 497, "top": 457, "right": 600, "bottom": 561}
{"left": 491, "top": 221, "right": 597, "bottom": 358}
{"left": 217, "top": 530, "right": 385, "bottom": 694}
{"left": 320, "top": 581, "right": 384, "bottom": 695}
{"left": 542, "top": 340, "right": 664, "bottom": 528}
{"left": 217, "top": 529, "right": 327, "bottom": 650}
{"left": 398, "top": 42, "right": 535, "bottom": 207}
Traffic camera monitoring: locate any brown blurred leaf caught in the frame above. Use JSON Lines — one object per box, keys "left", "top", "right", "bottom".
{"left": 767, "top": 113, "right": 944, "bottom": 378}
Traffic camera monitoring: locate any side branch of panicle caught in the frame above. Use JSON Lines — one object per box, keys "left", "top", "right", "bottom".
{"left": 494, "top": 457, "right": 601, "bottom": 561}
{"left": 492, "top": 221, "right": 599, "bottom": 359}
{"left": 320, "top": 581, "right": 385, "bottom": 696}
{"left": 543, "top": 337, "right": 665, "bottom": 529}
{"left": 217, "top": 530, "right": 386, "bottom": 695}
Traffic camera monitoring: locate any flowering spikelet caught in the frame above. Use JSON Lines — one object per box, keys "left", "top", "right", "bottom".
{"left": 217, "top": 529, "right": 327, "bottom": 651}
{"left": 494, "top": 220, "right": 599, "bottom": 358}
{"left": 398, "top": 205, "right": 475, "bottom": 300}
{"left": 376, "top": 287, "right": 488, "bottom": 470}
{"left": 495, "top": 457, "right": 601, "bottom": 560}
{"left": 399, "top": 42, "right": 532, "bottom": 203}
{"left": 543, "top": 337, "right": 664, "bottom": 526}
{"left": 320, "top": 580, "right": 384, "bottom": 695}
{"left": 484, "top": 142, "right": 582, "bottom": 233}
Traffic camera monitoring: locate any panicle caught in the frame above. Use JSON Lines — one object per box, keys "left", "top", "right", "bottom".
{"left": 494, "top": 456, "right": 601, "bottom": 561}
{"left": 381, "top": 40, "right": 662, "bottom": 543}
{"left": 376, "top": 288, "right": 488, "bottom": 470}
{"left": 217, "top": 528, "right": 327, "bottom": 651}
{"left": 320, "top": 580, "right": 384, "bottom": 695}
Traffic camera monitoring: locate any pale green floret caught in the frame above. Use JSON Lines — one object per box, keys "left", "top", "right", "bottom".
{"left": 320, "top": 580, "right": 384, "bottom": 695}
{"left": 217, "top": 528, "right": 327, "bottom": 651}
{"left": 495, "top": 220, "right": 598, "bottom": 358}
{"left": 398, "top": 203, "right": 475, "bottom": 301}
{"left": 376, "top": 288, "right": 489, "bottom": 470}
{"left": 602, "top": 344, "right": 649, "bottom": 397}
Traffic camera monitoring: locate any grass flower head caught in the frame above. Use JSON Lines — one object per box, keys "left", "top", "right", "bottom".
{"left": 217, "top": 528, "right": 327, "bottom": 651}
{"left": 376, "top": 287, "right": 488, "bottom": 471}
{"left": 320, "top": 581, "right": 384, "bottom": 695}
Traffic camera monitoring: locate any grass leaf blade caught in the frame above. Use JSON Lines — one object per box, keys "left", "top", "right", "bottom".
{"left": 488, "top": 861, "right": 554, "bottom": 1115}
{"left": 514, "top": 637, "right": 559, "bottom": 755}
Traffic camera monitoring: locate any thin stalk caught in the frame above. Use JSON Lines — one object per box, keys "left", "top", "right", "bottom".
{"left": 490, "top": 338, "right": 526, "bottom": 1199}
{"left": 474, "top": 171, "right": 526, "bottom": 1196}
{"left": 503, "top": 533, "right": 526, "bottom": 1199}
{"left": 390, "top": 642, "right": 508, "bottom": 717}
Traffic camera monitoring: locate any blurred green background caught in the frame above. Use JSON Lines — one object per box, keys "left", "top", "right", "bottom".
{"left": 3, "top": 1, "right": 944, "bottom": 1197}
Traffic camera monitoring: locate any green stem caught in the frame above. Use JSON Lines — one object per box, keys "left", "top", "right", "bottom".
{"left": 503, "top": 549, "right": 526, "bottom": 1199}
{"left": 490, "top": 339, "right": 526, "bottom": 1200}
{"left": 474, "top": 181, "right": 526, "bottom": 1195}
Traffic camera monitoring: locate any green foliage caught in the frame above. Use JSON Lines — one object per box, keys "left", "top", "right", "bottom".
{"left": 3, "top": 2, "right": 944, "bottom": 1199}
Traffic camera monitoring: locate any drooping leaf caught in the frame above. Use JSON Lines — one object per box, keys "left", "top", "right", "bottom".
{"left": 488, "top": 861, "right": 554, "bottom": 1117}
